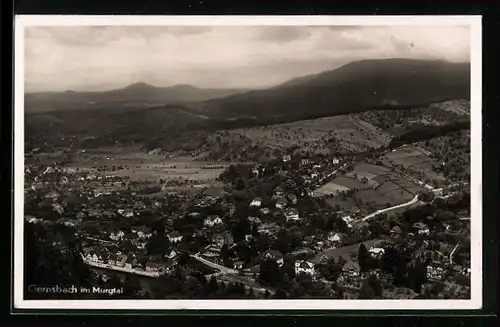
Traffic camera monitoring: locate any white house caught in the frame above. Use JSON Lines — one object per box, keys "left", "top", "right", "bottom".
{"left": 433, "top": 188, "right": 444, "bottom": 197}
{"left": 109, "top": 230, "right": 125, "bottom": 241}
{"left": 311, "top": 173, "right": 318, "bottom": 179}
{"left": 165, "top": 250, "right": 178, "bottom": 260}
{"left": 250, "top": 197, "right": 262, "bottom": 208}
{"left": 332, "top": 158, "right": 340, "bottom": 164}
{"left": 282, "top": 155, "right": 291, "bottom": 162}
{"left": 262, "top": 250, "right": 284, "bottom": 266}
{"left": 418, "top": 228, "right": 430, "bottom": 236}
{"left": 204, "top": 216, "right": 223, "bottom": 228}
{"left": 167, "top": 232, "right": 183, "bottom": 243}
{"left": 342, "top": 261, "right": 361, "bottom": 277}
{"left": 368, "top": 247, "right": 385, "bottom": 258}
{"left": 259, "top": 208, "right": 271, "bottom": 215}
{"left": 285, "top": 208, "right": 300, "bottom": 222}
{"left": 252, "top": 168, "right": 260, "bottom": 177}
{"left": 135, "top": 227, "right": 153, "bottom": 239}
{"left": 313, "top": 164, "right": 322, "bottom": 170}
{"left": 295, "top": 260, "right": 316, "bottom": 276}
{"left": 327, "top": 232, "right": 342, "bottom": 243}
{"left": 275, "top": 198, "right": 288, "bottom": 209}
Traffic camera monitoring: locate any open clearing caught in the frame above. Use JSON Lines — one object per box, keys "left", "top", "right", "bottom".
{"left": 310, "top": 239, "right": 383, "bottom": 264}
{"left": 382, "top": 146, "right": 446, "bottom": 186}
{"left": 202, "top": 114, "right": 392, "bottom": 160}
{"left": 314, "top": 182, "right": 350, "bottom": 196}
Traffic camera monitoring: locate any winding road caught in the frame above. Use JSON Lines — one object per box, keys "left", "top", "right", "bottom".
{"left": 359, "top": 193, "right": 421, "bottom": 222}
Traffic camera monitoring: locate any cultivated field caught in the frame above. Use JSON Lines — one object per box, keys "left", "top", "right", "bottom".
{"left": 310, "top": 239, "right": 383, "bottom": 264}
{"left": 321, "top": 160, "right": 424, "bottom": 210}
{"left": 198, "top": 114, "right": 392, "bottom": 161}
{"left": 382, "top": 146, "right": 446, "bottom": 187}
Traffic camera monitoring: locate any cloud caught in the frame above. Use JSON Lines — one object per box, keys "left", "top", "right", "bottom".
{"left": 23, "top": 25, "right": 470, "bottom": 92}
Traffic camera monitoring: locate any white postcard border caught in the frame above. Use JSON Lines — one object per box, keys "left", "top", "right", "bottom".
{"left": 13, "top": 15, "right": 482, "bottom": 311}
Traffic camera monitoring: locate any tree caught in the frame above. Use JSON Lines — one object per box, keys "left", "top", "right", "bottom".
{"left": 367, "top": 274, "right": 383, "bottom": 298}
{"left": 358, "top": 244, "right": 370, "bottom": 272}
{"left": 358, "top": 280, "right": 375, "bottom": 299}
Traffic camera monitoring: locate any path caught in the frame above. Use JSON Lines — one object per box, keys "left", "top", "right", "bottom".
{"left": 360, "top": 194, "right": 420, "bottom": 222}
{"left": 191, "top": 253, "right": 238, "bottom": 275}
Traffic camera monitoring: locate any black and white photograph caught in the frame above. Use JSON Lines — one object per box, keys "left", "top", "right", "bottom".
{"left": 13, "top": 16, "right": 482, "bottom": 310}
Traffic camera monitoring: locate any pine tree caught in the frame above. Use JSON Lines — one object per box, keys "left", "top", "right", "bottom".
{"left": 358, "top": 243, "right": 370, "bottom": 272}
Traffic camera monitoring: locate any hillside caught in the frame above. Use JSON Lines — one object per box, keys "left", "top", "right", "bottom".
{"left": 25, "top": 83, "right": 247, "bottom": 113}
{"left": 191, "top": 59, "right": 470, "bottom": 123}
{"left": 25, "top": 59, "right": 471, "bottom": 154}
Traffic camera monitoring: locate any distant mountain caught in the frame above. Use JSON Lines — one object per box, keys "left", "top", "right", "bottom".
{"left": 25, "top": 59, "right": 471, "bottom": 151}
{"left": 191, "top": 58, "right": 470, "bottom": 125}
{"left": 24, "top": 83, "right": 248, "bottom": 112}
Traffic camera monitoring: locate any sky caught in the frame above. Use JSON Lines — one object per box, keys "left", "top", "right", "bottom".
{"left": 24, "top": 25, "right": 471, "bottom": 92}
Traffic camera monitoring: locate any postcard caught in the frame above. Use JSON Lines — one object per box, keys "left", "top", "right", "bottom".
{"left": 13, "top": 15, "right": 482, "bottom": 310}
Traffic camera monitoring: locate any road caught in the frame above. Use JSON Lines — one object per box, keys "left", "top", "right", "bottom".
{"left": 192, "top": 254, "right": 275, "bottom": 295}
{"left": 191, "top": 253, "right": 238, "bottom": 275}
{"left": 360, "top": 194, "right": 421, "bottom": 222}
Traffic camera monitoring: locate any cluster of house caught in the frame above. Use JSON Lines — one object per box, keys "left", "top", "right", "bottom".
{"left": 81, "top": 245, "right": 178, "bottom": 275}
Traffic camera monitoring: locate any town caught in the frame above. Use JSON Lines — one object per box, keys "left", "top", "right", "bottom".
{"left": 24, "top": 137, "right": 471, "bottom": 300}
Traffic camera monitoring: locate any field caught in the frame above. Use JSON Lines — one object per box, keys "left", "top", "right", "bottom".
{"left": 310, "top": 239, "right": 383, "bottom": 264}
{"left": 30, "top": 146, "right": 231, "bottom": 196}
{"left": 321, "top": 161, "right": 423, "bottom": 211}
{"left": 382, "top": 146, "right": 446, "bottom": 187}
{"left": 198, "top": 114, "right": 392, "bottom": 161}
{"left": 314, "top": 182, "right": 350, "bottom": 196}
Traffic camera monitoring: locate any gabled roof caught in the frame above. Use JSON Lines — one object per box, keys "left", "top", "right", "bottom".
{"left": 263, "top": 250, "right": 283, "bottom": 260}
{"left": 342, "top": 261, "right": 361, "bottom": 271}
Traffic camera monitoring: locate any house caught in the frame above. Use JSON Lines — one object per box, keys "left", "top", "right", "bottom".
{"left": 285, "top": 208, "right": 300, "bottom": 222}
{"left": 413, "top": 222, "right": 430, "bottom": 235}
{"left": 107, "top": 254, "right": 118, "bottom": 266}
{"left": 167, "top": 231, "right": 183, "bottom": 243}
{"left": 433, "top": 188, "right": 444, "bottom": 197}
{"left": 275, "top": 198, "right": 288, "bottom": 209}
{"left": 145, "top": 261, "right": 165, "bottom": 273}
{"left": 204, "top": 216, "right": 223, "bottom": 228}
{"left": 109, "top": 230, "right": 125, "bottom": 241}
{"left": 332, "top": 158, "right": 340, "bottom": 165}
{"left": 202, "top": 245, "right": 222, "bottom": 263}
{"left": 165, "top": 250, "right": 178, "bottom": 260}
{"left": 252, "top": 168, "right": 260, "bottom": 177}
{"left": 233, "top": 260, "right": 244, "bottom": 270}
{"left": 311, "top": 173, "right": 318, "bottom": 179}
{"left": 115, "top": 254, "right": 128, "bottom": 267}
{"left": 287, "top": 193, "right": 298, "bottom": 205}
{"left": 313, "top": 164, "right": 322, "bottom": 170}
{"left": 390, "top": 226, "right": 402, "bottom": 236}
{"left": 124, "top": 256, "right": 137, "bottom": 269}
{"left": 368, "top": 247, "right": 385, "bottom": 258}
{"left": 248, "top": 216, "right": 262, "bottom": 225}
{"left": 274, "top": 186, "right": 285, "bottom": 197}
{"left": 262, "top": 250, "right": 284, "bottom": 266}
{"left": 342, "top": 261, "right": 361, "bottom": 277}
{"left": 418, "top": 227, "right": 430, "bottom": 235}
{"left": 351, "top": 206, "right": 361, "bottom": 215}
{"left": 295, "top": 260, "right": 316, "bottom": 276}
{"left": 282, "top": 155, "right": 291, "bottom": 162}
{"left": 135, "top": 226, "right": 153, "bottom": 239}
{"left": 300, "top": 159, "right": 311, "bottom": 166}
{"left": 245, "top": 234, "right": 253, "bottom": 242}
{"left": 327, "top": 232, "right": 342, "bottom": 244}
{"left": 341, "top": 215, "right": 353, "bottom": 224}
{"left": 213, "top": 231, "right": 234, "bottom": 247}
{"left": 259, "top": 207, "right": 271, "bottom": 215}
{"left": 250, "top": 197, "right": 262, "bottom": 208}
{"left": 258, "top": 222, "right": 280, "bottom": 236}
{"left": 427, "top": 265, "right": 444, "bottom": 280}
